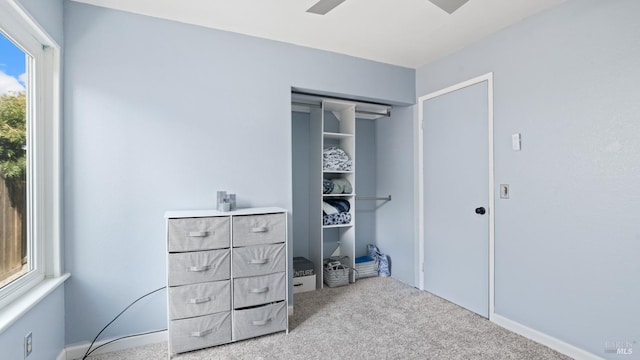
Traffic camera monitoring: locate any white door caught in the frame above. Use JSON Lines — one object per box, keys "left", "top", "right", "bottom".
{"left": 421, "top": 80, "right": 490, "bottom": 318}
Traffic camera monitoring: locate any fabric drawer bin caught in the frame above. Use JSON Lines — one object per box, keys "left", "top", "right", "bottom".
{"left": 168, "top": 217, "right": 230, "bottom": 252}
{"left": 233, "top": 302, "right": 286, "bottom": 341}
{"left": 169, "top": 312, "right": 231, "bottom": 354}
{"left": 168, "top": 281, "right": 231, "bottom": 320}
{"left": 233, "top": 272, "right": 286, "bottom": 308}
{"left": 232, "top": 213, "right": 285, "bottom": 246}
{"left": 168, "top": 249, "right": 230, "bottom": 286}
{"left": 292, "top": 274, "right": 316, "bottom": 294}
{"left": 232, "top": 243, "right": 285, "bottom": 277}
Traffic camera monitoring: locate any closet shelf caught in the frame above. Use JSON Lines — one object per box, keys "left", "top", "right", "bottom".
{"left": 322, "top": 170, "right": 353, "bottom": 174}
{"left": 308, "top": 99, "right": 358, "bottom": 290}
{"left": 323, "top": 193, "right": 355, "bottom": 197}
{"left": 322, "top": 223, "right": 353, "bottom": 229}
{"left": 323, "top": 132, "right": 354, "bottom": 139}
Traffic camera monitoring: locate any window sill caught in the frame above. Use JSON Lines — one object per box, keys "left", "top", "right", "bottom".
{"left": 0, "top": 273, "right": 70, "bottom": 335}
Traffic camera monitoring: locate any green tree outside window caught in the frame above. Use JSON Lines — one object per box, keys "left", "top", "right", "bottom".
{"left": 0, "top": 92, "right": 26, "bottom": 181}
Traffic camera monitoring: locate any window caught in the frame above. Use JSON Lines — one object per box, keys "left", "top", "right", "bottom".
{"left": 0, "top": 32, "right": 29, "bottom": 289}
{"left": 0, "top": 0, "right": 61, "bottom": 310}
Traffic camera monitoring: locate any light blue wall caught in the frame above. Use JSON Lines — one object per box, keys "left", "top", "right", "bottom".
{"left": 374, "top": 106, "right": 415, "bottom": 285}
{"left": 0, "top": 1, "right": 65, "bottom": 359}
{"left": 17, "top": 0, "right": 64, "bottom": 45}
{"left": 0, "top": 286, "right": 66, "bottom": 360}
{"left": 63, "top": 1, "right": 414, "bottom": 345}
{"left": 416, "top": 0, "right": 640, "bottom": 357}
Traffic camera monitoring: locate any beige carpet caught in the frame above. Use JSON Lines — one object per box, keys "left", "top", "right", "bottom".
{"left": 85, "top": 277, "right": 571, "bottom": 360}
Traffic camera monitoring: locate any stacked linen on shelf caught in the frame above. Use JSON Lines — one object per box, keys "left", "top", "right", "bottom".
{"left": 323, "top": 199, "right": 351, "bottom": 226}
{"left": 323, "top": 147, "right": 353, "bottom": 171}
{"left": 323, "top": 178, "right": 353, "bottom": 194}
{"left": 323, "top": 212, "right": 351, "bottom": 226}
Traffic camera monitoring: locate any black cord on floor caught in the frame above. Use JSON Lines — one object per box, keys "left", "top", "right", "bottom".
{"left": 82, "top": 286, "right": 166, "bottom": 360}
{"left": 85, "top": 329, "right": 167, "bottom": 357}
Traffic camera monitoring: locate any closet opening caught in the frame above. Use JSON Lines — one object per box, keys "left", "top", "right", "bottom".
{"left": 290, "top": 91, "right": 392, "bottom": 292}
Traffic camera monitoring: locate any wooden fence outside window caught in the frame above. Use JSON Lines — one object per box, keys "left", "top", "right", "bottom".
{"left": 0, "top": 174, "right": 26, "bottom": 285}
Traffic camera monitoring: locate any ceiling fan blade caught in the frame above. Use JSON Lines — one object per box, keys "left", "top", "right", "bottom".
{"left": 428, "top": 0, "right": 470, "bottom": 14}
{"left": 306, "top": 0, "right": 347, "bottom": 15}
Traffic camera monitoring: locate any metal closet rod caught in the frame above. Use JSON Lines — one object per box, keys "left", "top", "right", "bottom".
{"left": 292, "top": 90, "right": 391, "bottom": 106}
{"left": 292, "top": 101, "right": 391, "bottom": 118}
{"left": 355, "top": 195, "right": 392, "bottom": 201}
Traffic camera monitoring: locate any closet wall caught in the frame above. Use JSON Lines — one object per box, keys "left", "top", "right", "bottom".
{"left": 374, "top": 106, "right": 416, "bottom": 286}
{"left": 291, "top": 111, "right": 377, "bottom": 264}
{"left": 291, "top": 112, "right": 311, "bottom": 258}
{"left": 354, "top": 119, "right": 376, "bottom": 256}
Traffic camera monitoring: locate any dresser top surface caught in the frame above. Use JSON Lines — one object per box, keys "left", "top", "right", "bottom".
{"left": 165, "top": 207, "right": 287, "bottom": 219}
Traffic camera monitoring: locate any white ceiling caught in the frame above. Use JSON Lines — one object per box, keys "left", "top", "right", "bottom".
{"left": 70, "top": 0, "right": 564, "bottom": 69}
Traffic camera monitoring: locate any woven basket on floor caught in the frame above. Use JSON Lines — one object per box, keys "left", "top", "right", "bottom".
{"left": 323, "top": 263, "right": 350, "bottom": 287}
{"left": 355, "top": 259, "right": 378, "bottom": 279}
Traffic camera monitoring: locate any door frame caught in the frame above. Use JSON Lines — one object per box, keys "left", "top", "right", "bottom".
{"left": 417, "top": 73, "right": 495, "bottom": 319}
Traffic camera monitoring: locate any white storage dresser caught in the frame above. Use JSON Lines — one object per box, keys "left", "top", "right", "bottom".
{"left": 165, "top": 207, "right": 288, "bottom": 356}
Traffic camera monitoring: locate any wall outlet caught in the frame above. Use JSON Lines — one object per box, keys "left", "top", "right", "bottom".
{"left": 24, "top": 332, "right": 32, "bottom": 358}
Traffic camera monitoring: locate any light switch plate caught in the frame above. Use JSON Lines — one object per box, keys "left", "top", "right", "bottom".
{"left": 512, "top": 133, "right": 521, "bottom": 151}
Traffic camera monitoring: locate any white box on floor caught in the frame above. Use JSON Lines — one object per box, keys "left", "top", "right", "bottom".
{"left": 292, "top": 275, "right": 316, "bottom": 293}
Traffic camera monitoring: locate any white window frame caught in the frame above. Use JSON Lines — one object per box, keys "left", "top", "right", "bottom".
{"left": 0, "top": 0, "right": 63, "bottom": 314}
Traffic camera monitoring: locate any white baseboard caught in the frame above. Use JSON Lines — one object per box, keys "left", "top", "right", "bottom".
{"left": 63, "top": 310, "right": 599, "bottom": 360}
{"left": 491, "top": 313, "right": 603, "bottom": 360}
{"left": 63, "top": 330, "right": 167, "bottom": 360}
